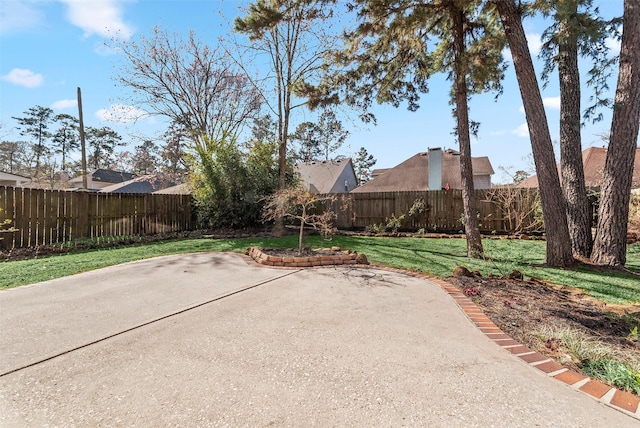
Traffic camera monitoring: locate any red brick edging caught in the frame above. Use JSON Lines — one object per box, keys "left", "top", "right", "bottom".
{"left": 428, "top": 275, "right": 640, "bottom": 420}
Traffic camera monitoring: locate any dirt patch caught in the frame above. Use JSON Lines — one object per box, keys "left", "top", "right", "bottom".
{"left": 447, "top": 271, "right": 640, "bottom": 383}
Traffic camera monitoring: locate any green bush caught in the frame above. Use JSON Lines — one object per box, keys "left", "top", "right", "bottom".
{"left": 190, "top": 137, "right": 279, "bottom": 228}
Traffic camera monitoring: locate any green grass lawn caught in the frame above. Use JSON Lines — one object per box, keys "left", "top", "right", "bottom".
{"left": 1, "top": 235, "right": 638, "bottom": 304}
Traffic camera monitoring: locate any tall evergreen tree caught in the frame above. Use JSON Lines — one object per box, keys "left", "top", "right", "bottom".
{"left": 316, "top": 110, "right": 348, "bottom": 161}
{"left": 353, "top": 146, "right": 376, "bottom": 185}
{"left": 591, "top": 0, "right": 640, "bottom": 266}
{"left": 289, "top": 110, "right": 348, "bottom": 162}
{"left": 290, "top": 121, "right": 322, "bottom": 162}
{"left": 52, "top": 113, "right": 80, "bottom": 172}
{"left": 249, "top": 114, "right": 278, "bottom": 145}
{"left": 85, "top": 126, "right": 124, "bottom": 170}
{"left": 536, "top": 0, "right": 618, "bottom": 258}
{"left": 493, "top": 0, "right": 574, "bottom": 267}
{"left": 12, "top": 106, "right": 54, "bottom": 174}
{"left": 309, "top": 0, "right": 506, "bottom": 258}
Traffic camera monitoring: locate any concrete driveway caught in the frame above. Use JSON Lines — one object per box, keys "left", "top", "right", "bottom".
{"left": 0, "top": 252, "right": 636, "bottom": 426}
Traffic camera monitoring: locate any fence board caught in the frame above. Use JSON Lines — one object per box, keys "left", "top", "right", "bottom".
{"left": 14, "top": 189, "right": 25, "bottom": 247}
{"left": 0, "top": 186, "right": 194, "bottom": 249}
{"left": 330, "top": 188, "right": 544, "bottom": 234}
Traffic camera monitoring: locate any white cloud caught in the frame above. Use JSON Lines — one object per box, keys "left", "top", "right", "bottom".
{"left": 526, "top": 33, "right": 543, "bottom": 57}
{"left": 543, "top": 96, "right": 561, "bottom": 109}
{"left": 517, "top": 97, "right": 559, "bottom": 114}
{"left": 512, "top": 123, "right": 529, "bottom": 138}
{"left": 51, "top": 99, "right": 78, "bottom": 110}
{"left": 59, "top": 0, "right": 134, "bottom": 40}
{"left": 0, "top": 1, "right": 44, "bottom": 35}
{"left": 1, "top": 68, "right": 44, "bottom": 88}
{"left": 605, "top": 37, "right": 621, "bottom": 55}
{"left": 489, "top": 129, "right": 507, "bottom": 136}
{"left": 96, "top": 104, "right": 148, "bottom": 123}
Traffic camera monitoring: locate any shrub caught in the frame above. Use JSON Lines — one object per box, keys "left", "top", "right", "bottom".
{"left": 262, "top": 187, "right": 344, "bottom": 254}
{"left": 190, "top": 137, "right": 280, "bottom": 228}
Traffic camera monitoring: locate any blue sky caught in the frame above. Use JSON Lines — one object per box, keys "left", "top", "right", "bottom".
{"left": 0, "top": 0, "right": 630, "bottom": 182}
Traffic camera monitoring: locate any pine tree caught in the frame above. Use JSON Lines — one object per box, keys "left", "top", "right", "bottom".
{"left": 536, "top": 0, "right": 618, "bottom": 258}
{"left": 591, "top": 0, "right": 640, "bottom": 266}
{"left": 52, "top": 113, "right": 80, "bottom": 173}
{"left": 85, "top": 126, "right": 124, "bottom": 170}
{"left": 12, "top": 106, "right": 54, "bottom": 175}
{"left": 290, "top": 122, "right": 321, "bottom": 162}
{"left": 353, "top": 147, "right": 376, "bottom": 185}
{"left": 310, "top": 0, "right": 507, "bottom": 258}
{"left": 493, "top": 0, "right": 574, "bottom": 267}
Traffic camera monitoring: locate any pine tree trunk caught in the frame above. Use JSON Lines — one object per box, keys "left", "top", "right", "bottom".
{"left": 453, "top": 7, "right": 483, "bottom": 259}
{"left": 558, "top": 11, "right": 592, "bottom": 258}
{"left": 591, "top": 0, "right": 640, "bottom": 266}
{"left": 495, "top": 0, "right": 574, "bottom": 267}
{"left": 272, "top": 33, "right": 287, "bottom": 237}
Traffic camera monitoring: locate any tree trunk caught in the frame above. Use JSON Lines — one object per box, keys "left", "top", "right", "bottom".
{"left": 298, "top": 204, "right": 306, "bottom": 255}
{"left": 495, "top": 0, "right": 574, "bottom": 267}
{"left": 558, "top": 8, "right": 592, "bottom": 258}
{"left": 591, "top": 0, "right": 640, "bottom": 266}
{"left": 272, "top": 30, "right": 286, "bottom": 237}
{"left": 453, "top": 7, "right": 484, "bottom": 259}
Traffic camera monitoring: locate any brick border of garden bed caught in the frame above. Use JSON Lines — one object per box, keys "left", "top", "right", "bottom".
{"left": 246, "top": 247, "right": 369, "bottom": 268}
{"left": 432, "top": 275, "right": 640, "bottom": 420}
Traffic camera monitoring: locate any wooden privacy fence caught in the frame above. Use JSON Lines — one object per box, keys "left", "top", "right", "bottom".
{"left": 0, "top": 186, "right": 194, "bottom": 249}
{"left": 327, "top": 188, "right": 543, "bottom": 234}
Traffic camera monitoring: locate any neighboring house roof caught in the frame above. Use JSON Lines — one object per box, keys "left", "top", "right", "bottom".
{"left": 0, "top": 171, "right": 31, "bottom": 187}
{"left": 296, "top": 158, "right": 358, "bottom": 193}
{"left": 519, "top": 146, "right": 640, "bottom": 188}
{"left": 68, "top": 169, "right": 135, "bottom": 185}
{"left": 371, "top": 168, "right": 390, "bottom": 180}
{"left": 99, "top": 175, "right": 176, "bottom": 194}
{"left": 351, "top": 149, "right": 494, "bottom": 193}
{"left": 153, "top": 183, "right": 192, "bottom": 195}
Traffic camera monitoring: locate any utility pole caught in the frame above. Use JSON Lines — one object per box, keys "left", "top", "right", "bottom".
{"left": 77, "top": 87, "right": 88, "bottom": 189}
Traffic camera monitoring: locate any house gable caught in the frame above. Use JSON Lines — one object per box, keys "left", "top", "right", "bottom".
{"left": 0, "top": 172, "right": 31, "bottom": 187}
{"left": 296, "top": 158, "right": 357, "bottom": 193}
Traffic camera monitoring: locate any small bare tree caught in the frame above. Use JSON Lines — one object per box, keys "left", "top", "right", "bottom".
{"left": 483, "top": 188, "right": 544, "bottom": 234}
{"left": 262, "top": 187, "right": 341, "bottom": 255}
